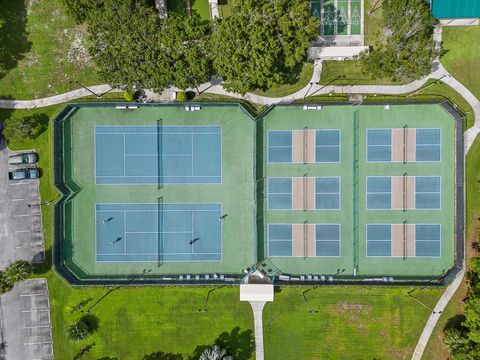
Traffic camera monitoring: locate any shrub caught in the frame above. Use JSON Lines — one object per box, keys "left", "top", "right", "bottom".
{"left": 176, "top": 92, "right": 187, "bottom": 102}
{"left": 5, "top": 260, "right": 32, "bottom": 283}
{"left": 67, "top": 317, "right": 91, "bottom": 343}
{"left": 0, "top": 271, "right": 13, "bottom": 294}
{"left": 123, "top": 91, "right": 134, "bottom": 102}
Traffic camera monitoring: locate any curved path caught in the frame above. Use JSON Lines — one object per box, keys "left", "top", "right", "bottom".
{"left": 1, "top": 55, "right": 479, "bottom": 360}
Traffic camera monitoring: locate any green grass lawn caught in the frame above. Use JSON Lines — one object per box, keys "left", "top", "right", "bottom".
{"left": 218, "top": 0, "right": 237, "bottom": 18}
{"left": 264, "top": 286, "right": 443, "bottom": 360}
{"left": 319, "top": 60, "right": 401, "bottom": 85}
{"left": 364, "top": 0, "right": 384, "bottom": 46}
{"left": 167, "top": 0, "right": 211, "bottom": 20}
{"left": 0, "top": 0, "right": 100, "bottom": 100}
{"left": 441, "top": 26, "right": 480, "bottom": 101}
{"left": 251, "top": 63, "right": 314, "bottom": 98}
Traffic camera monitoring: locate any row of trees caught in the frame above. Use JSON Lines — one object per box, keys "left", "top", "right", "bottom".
{"left": 444, "top": 256, "right": 480, "bottom": 358}
{"left": 62, "top": 0, "right": 319, "bottom": 95}
{"left": 360, "top": 0, "right": 438, "bottom": 82}
{"left": 0, "top": 260, "right": 33, "bottom": 293}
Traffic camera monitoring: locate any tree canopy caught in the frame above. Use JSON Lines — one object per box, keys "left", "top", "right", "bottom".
{"left": 86, "top": 0, "right": 212, "bottom": 93}
{"left": 211, "top": 0, "right": 319, "bottom": 94}
{"left": 360, "top": 0, "right": 438, "bottom": 82}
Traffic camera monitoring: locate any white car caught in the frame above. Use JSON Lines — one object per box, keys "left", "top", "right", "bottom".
{"left": 8, "top": 153, "right": 38, "bottom": 165}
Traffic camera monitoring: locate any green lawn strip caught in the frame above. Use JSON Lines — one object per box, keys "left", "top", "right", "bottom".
{"left": 0, "top": 0, "right": 100, "bottom": 100}
{"left": 218, "top": 0, "right": 237, "bottom": 18}
{"left": 364, "top": 0, "right": 384, "bottom": 46}
{"left": 49, "top": 277, "right": 254, "bottom": 359}
{"left": 168, "top": 0, "right": 211, "bottom": 20}
{"left": 251, "top": 63, "right": 314, "bottom": 98}
{"left": 441, "top": 26, "right": 480, "bottom": 101}
{"left": 264, "top": 286, "right": 443, "bottom": 360}
{"left": 319, "top": 60, "right": 401, "bottom": 85}
{"left": 422, "top": 136, "right": 480, "bottom": 357}
{"left": 362, "top": 79, "right": 476, "bottom": 130}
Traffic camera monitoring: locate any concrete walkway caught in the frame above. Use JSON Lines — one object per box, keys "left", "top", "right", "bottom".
{"left": 249, "top": 301, "right": 266, "bottom": 360}
{"left": 411, "top": 267, "right": 465, "bottom": 360}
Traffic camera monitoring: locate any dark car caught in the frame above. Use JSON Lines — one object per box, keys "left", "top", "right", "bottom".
{"left": 9, "top": 168, "right": 40, "bottom": 181}
{"left": 8, "top": 152, "right": 38, "bottom": 165}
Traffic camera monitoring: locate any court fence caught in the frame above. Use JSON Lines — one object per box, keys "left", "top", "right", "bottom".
{"left": 52, "top": 101, "right": 464, "bottom": 286}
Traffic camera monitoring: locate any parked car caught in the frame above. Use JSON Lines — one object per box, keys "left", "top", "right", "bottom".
{"left": 9, "top": 168, "right": 40, "bottom": 181}
{"left": 8, "top": 152, "right": 38, "bottom": 165}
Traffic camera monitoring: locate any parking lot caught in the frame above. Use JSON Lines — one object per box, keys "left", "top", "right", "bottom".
{"left": 0, "top": 142, "right": 45, "bottom": 268}
{"left": 0, "top": 279, "right": 53, "bottom": 360}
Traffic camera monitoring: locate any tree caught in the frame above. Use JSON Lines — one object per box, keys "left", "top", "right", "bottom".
{"left": 360, "top": 0, "right": 438, "bottom": 82}
{"left": 4, "top": 113, "right": 49, "bottom": 142}
{"left": 67, "top": 317, "right": 91, "bottom": 343}
{"left": 211, "top": 0, "right": 319, "bottom": 94}
{"left": 0, "top": 271, "right": 13, "bottom": 294}
{"left": 62, "top": 0, "right": 104, "bottom": 24}
{"left": 199, "top": 345, "right": 232, "bottom": 360}
{"left": 5, "top": 260, "right": 32, "bottom": 283}
{"left": 87, "top": 1, "right": 212, "bottom": 93}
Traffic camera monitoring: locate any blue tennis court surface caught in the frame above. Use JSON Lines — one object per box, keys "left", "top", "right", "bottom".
{"left": 95, "top": 125, "right": 222, "bottom": 184}
{"left": 96, "top": 203, "right": 222, "bottom": 262}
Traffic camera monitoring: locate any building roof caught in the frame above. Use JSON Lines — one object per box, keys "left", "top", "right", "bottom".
{"left": 430, "top": 0, "right": 480, "bottom": 19}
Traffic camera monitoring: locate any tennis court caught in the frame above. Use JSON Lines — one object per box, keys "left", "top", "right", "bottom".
{"left": 366, "top": 176, "right": 441, "bottom": 210}
{"left": 268, "top": 223, "right": 341, "bottom": 257}
{"left": 95, "top": 203, "right": 222, "bottom": 262}
{"left": 260, "top": 103, "right": 457, "bottom": 278}
{"left": 268, "top": 177, "right": 340, "bottom": 210}
{"left": 268, "top": 129, "right": 340, "bottom": 164}
{"left": 95, "top": 125, "right": 222, "bottom": 184}
{"left": 367, "top": 128, "right": 441, "bottom": 162}
{"left": 366, "top": 223, "right": 441, "bottom": 258}
{"left": 310, "top": 0, "right": 363, "bottom": 35}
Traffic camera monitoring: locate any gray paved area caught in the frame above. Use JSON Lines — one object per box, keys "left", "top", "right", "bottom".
{"left": 0, "top": 279, "right": 53, "bottom": 360}
{"left": 0, "top": 140, "right": 45, "bottom": 268}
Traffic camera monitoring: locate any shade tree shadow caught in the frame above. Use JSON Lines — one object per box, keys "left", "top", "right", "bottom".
{"left": 443, "top": 314, "right": 466, "bottom": 331}
{"left": 0, "top": 0, "right": 31, "bottom": 80}
{"left": 142, "top": 351, "right": 184, "bottom": 360}
{"left": 190, "top": 326, "right": 254, "bottom": 360}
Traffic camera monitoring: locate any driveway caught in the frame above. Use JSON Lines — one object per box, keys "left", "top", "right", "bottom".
{"left": 0, "top": 279, "right": 53, "bottom": 360}
{"left": 0, "top": 137, "right": 45, "bottom": 268}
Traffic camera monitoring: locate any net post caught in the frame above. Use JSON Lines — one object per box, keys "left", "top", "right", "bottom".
{"left": 303, "top": 126, "right": 308, "bottom": 164}
{"left": 403, "top": 172, "right": 407, "bottom": 212}
{"left": 403, "top": 220, "right": 407, "bottom": 260}
{"left": 303, "top": 220, "right": 308, "bottom": 260}
{"left": 403, "top": 125, "right": 408, "bottom": 164}
{"left": 303, "top": 173, "right": 308, "bottom": 212}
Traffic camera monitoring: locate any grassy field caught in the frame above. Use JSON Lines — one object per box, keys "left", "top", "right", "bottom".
{"left": 167, "top": 0, "right": 211, "bottom": 20}
{"left": 264, "top": 286, "right": 443, "bottom": 360}
{"left": 441, "top": 26, "right": 480, "bottom": 101}
{"left": 252, "top": 63, "right": 314, "bottom": 98}
{"left": 423, "top": 135, "right": 480, "bottom": 359}
{"left": 0, "top": 0, "right": 100, "bottom": 100}
{"left": 319, "top": 60, "right": 400, "bottom": 85}
{"left": 364, "top": 0, "right": 384, "bottom": 46}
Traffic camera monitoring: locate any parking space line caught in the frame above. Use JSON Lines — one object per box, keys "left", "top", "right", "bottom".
{"left": 15, "top": 230, "right": 30, "bottom": 233}
{"left": 20, "top": 293, "right": 47, "bottom": 297}
{"left": 12, "top": 198, "right": 25, "bottom": 201}
{"left": 22, "top": 325, "right": 51, "bottom": 329}
{"left": 14, "top": 214, "right": 30, "bottom": 217}
{"left": 21, "top": 309, "right": 50, "bottom": 313}
{"left": 23, "top": 341, "right": 52, "bottom": 346}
